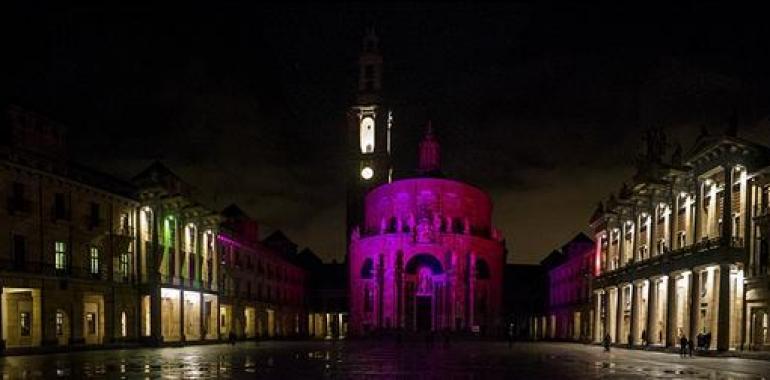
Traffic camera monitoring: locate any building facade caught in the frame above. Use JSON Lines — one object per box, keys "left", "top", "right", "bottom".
{"left": 536, "top": 233, "right": 595, "bottom": 342}
{"left": 1, "top": 106, "right": 140, "bottom": 352}
{"left": 590, "top": 128, "right": 770, "bottom": 351}
{"left": 217, "top": 208, "right": 307, "bottom": 339}
{"left": 0, "top": 105, "right": 312, "bottom": 355}
{"left": 348, "top": 127, "right": 506, "bottom": 335}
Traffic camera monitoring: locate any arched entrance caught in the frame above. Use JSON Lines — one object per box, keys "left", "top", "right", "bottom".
{"left": 405, "top": 254, "right": 443, "bottom": 332}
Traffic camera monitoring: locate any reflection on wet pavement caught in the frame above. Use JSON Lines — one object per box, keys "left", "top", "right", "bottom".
{"left": 1, "top": 341, "right": 769, "bottom": 379}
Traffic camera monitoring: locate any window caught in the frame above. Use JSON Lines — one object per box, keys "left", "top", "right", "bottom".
{"left": 120, "top": 312, "right": 127, "bottom": 337}
{"left": 56, "top": 311, "right": 64, "bottom": 336}
{"left": 90, "top": 247, "right": 100, "bottom": 274}
{"left": 20, "top": 312, "right": 31, "bottom": 336}
{"left": 120, "top": 212, "right": 131, "bottom": 234}
{"left": 120, "top": 243, "right": 131, "bottom": 279}
{"left": 86, "top": 313, "right": 96, "bottom": 334}
{"left": 89, "top": 202, "right": 100, "bottom": 227}
{"left": 13, "top": 234, "right": 26, "bottom": 268}
{"left": 55, "top": 241, "right": 67, "bottom": 270}
{"left": 12, "top": 182, "right": 25, "bottom": 199}
{"left": 54, "top": 193, "right": 67, "bottom": 219}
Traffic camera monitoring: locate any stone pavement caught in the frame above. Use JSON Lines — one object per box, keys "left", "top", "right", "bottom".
{"left": 1, "top": 340, "right": 769, "bottom": 379}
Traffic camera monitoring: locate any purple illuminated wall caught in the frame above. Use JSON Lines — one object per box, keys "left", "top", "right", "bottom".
{"left": 349, "top": 176, "right": 505, "bottom": 335}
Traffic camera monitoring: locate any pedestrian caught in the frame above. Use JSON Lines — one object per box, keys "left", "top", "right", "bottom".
{"left": 229, "top": 330, "right": 236, "bottom": 346}
{"left": 627, "top": 333, "right": 633, "bottom": 349}
{"left": 679, "top": 335, "right": 687, "bottom": 358}
{"left": 688, "top": 337, "right": 693, "bottom": 357}
{"left": 641, "top": 329, "right": 647, "bottom": 349}
{"left": 603, "top": 333, "right": 611, "bottom": 352}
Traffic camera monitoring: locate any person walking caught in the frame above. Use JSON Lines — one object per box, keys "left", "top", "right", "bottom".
{"left": 603, "top": 333, "right": 611, "bottom": 352}
{"left": 641, "top": 329, "right": 647, "bottom": 349}
{"left": 507, "top": 323, "right": 514, "bottom": 349}
{"left": 679, "top": 335, "right": 687, "bottom": 358}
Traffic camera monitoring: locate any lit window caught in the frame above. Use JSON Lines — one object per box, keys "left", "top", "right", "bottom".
{"left": 55, "top": 241, "right": 67, "bottom": 270}
{"left": 90, "top": 247, "right": 100, "bottom": 274}
{"left": 120, "top": 243, "right": 131, "bottom": 279}
{"left": 56, "top": 311, "right": 64, "bottom": 336}
{"left": 360, "top": 116, "right": 375, "bottom": 153}
{"left": 20, "top": 312, "right": 31, "bottom": 336}
{"left": 86, "top": 313, "right": 96, "bottom": 334}
{"left": 121, "top": 312, "right": 127, "bottom": 337}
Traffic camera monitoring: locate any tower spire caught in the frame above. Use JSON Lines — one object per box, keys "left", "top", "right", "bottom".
{"left": 418, "top": 120, "right": 441, "bottom": 175}
{"left": 357, "top": 28, "right": 383, "bottom": 100}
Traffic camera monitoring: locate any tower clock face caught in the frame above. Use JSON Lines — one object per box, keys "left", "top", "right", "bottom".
{"left": 360, "top": 116, "right": 375, "bottom": 153}
{"left": 361, "top": 166, "right": 374, "bottom": 180}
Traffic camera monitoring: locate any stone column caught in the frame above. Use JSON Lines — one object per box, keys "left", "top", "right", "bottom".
{"left": 670, "top": 194, "right": 678, "bottom": 250}
{"left": 694, "top": 180, "right": 703, "bottom": 243}
{"left": 615, "top": 287, "right": 623, "bottom": 343}
{"left": 199, "top": 293, "right": 205, "bottom": 340}
{"left": 650, "top": 207, "right": 658, "bottom": 257}
{"left": 180, "top": 289, "right": 186, "bottom": 343}
{"left": 630, "top": 283, "right": 639, "bottom": 345}
{"left": 0, "top": 286, "right": 4, "bottom": 353}
{"left": 468, "top": 253, "right": 476, "bottom": 329}
{"left": 717, "top": 264, "right": 731, "bottom": 350}
{"left": 665, "top": 274, "right": 676, "bottom": 347}
{"left": 646, "top": 279, "right": 656, "bottom": 344}
{"left": 619, "top": 223, "right": 626, "bottom": 268}
{"left": 689, "top": 269, "right": 700, "bottom": 343}
{"left": 216, "top": 297, "right": 221, "bottom": 340}
{"left": 723, "top": 166, "right": 734, "bottom": 245}
{"left": 633, "top": 215, "right": 640, "bottom": 262}
{"left": 151, "top": 208, "right": 162, "bottom": 344}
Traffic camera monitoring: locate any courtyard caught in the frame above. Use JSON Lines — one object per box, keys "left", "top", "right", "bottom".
{"left": 1, "top": 341, "right": 769, "bottom": 379}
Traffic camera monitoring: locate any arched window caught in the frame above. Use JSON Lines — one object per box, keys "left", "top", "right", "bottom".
{"left": 388, "top": 216, "right": 398, "bottom": 232}
{"left": 360, "top": 258, "right": 374, "bottom": 279}
{"left": 476, "top": 258, "right": 491, "bottom": 279}
{"left": 405, "top": 254, "right": 443, "bottom": 275}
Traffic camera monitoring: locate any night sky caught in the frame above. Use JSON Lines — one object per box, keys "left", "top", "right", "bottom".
{"left": 4, "top": 3, "right": 770, "bottom": 264}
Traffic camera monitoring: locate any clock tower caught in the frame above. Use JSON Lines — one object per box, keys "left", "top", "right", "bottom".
{"left": 347, "top": 28, "right": 393, "bottom": 250}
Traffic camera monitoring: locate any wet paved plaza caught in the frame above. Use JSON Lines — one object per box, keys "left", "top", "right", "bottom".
{"left": 1, "top": 341, "right": 770, "bottom": 379}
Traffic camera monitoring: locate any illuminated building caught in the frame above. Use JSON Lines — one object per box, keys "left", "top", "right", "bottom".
{"left": 537, "top": 234, "right": 595, "bottom": 341}
{"left": 348, "top": 125, "right": 506, "bottom": 335}
{"left": 0, "top": 105, "right": 311, "bottom": 354}
{"left": 1, "top": 105, "right": 139, "bottom": 352}
{"left": 590, "top": 127, "right": 770, "bottom": 351}
{"left": 217, "top": 208, "right": 307, "bottom": 339}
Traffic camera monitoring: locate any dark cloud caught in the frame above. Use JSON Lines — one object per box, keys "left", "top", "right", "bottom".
{"left": 4, "top": 3, "right": 770, "bottom": 263}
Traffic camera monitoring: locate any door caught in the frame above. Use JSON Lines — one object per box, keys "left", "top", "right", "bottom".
{"left": 416, "top": 296, "right": 432, "bottom": 331}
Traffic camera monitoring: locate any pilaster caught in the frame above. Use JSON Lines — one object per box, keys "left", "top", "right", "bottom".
{"left": 717, "top": 264, "right": 731, "bottom": 350}
{"left": 665, "top": 274, "right": 676, "bottom": 346}
{"left": 722, "top": 166, "right": 734, "bottom": 245}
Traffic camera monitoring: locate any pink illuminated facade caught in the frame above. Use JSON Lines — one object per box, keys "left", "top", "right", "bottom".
{"left": 348, "top": 128, "right": 506, "bottom": 335}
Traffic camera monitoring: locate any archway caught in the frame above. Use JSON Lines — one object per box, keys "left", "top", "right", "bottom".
{"left": 404, "top": 254, "right": 444, "bottom": 332}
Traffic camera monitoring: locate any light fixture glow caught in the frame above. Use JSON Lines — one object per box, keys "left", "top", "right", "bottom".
{"left": 361, "top": 166, "right": 374, "bottom": 180}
